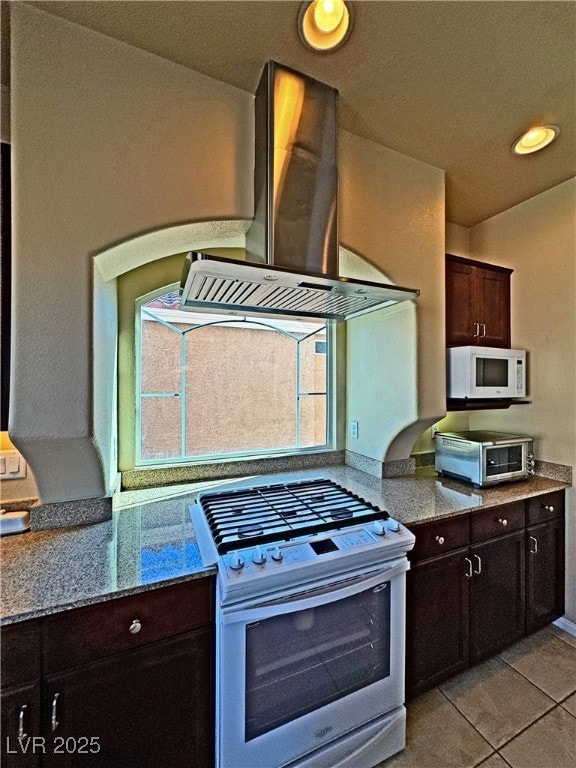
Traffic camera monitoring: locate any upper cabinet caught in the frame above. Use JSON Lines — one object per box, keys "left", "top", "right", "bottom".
{"left": 446, "top": 255, "right": 512, "bottom": 348}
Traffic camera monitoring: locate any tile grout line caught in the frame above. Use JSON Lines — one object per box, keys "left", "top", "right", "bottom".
{"left": 543, "top": 624, "right": 576, "bottom": 650}
{"left": 436, "top": 688, "right": 495, "bottom": 759}
{"left": 436, "top": 678, "right": 568, "bottom": 756}
{"left": 495, "top": 651, "right": 576, "bottom": 704}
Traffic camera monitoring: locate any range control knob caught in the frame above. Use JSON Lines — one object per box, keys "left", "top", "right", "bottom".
{"left": 271, "top": 546, "right": 283, "bottom": 562}
{"left": 387, "top": 519, "right": 401, "bottom": 533}
{"left": 372, "top": 520, "right": 387, "bottom": 536}
{"left": 229, "top": 551, "right": 245, "bottom": 571}
{"left": 252, "top": 546, "right": 267, "bottom": 565}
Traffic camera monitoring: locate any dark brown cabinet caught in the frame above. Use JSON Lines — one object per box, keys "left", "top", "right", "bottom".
{"left": 1, "top": 578, "right": 214, "bottom": 768}
{"left": 406, "top": 547, "right": 470, "bottom": 697}
{"left": 406, "top": 492, "right": 565, "bottom": 699}
{"left": 469, "top": 531, "right": 525, "bottom": 662}
{"left": 446, "top": 254, "right": 511, "bottom": 348}
{"left": 0, "top": 621, "right": 42, "bottom": 768}
{"left": 42, "top": 630, "right": 211, "bottom": 768}
{"left": 526, "top": 491, "right": 565, "bottom": 633}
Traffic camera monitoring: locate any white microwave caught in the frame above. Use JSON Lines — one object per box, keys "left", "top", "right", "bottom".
{"left": 447, "top": 346, "right": 526, "bottom": 399}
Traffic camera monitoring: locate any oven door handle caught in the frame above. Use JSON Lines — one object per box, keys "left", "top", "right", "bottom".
{"left": 221, "top": 558, "right": 409, "bottom": 623}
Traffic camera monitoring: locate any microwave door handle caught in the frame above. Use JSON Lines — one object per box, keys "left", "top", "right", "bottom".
{"left": 223, "top": 560, "right": 409, "bottom": 624}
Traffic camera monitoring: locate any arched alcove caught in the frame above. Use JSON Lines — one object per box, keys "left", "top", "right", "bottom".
{"left": 94, "top": 223, "right": 424, "bottom": 488}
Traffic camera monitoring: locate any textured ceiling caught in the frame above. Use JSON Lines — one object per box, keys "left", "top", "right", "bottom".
{"left": 3, "top": 1, "right": 575, "bottom": 227}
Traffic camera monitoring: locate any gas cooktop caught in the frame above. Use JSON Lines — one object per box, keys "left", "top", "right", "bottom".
{"left": 196, "top": 478, "right": 390, "bottom": 554}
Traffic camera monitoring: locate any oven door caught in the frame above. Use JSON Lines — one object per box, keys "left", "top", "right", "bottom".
{"left": 217, "top": 557, "right": 409, "bottom": 768}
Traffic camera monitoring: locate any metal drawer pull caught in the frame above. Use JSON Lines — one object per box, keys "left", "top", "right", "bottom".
{"left": 529, "top": 535, "right": 538, "bottom": 554}
{"left": 497, "top": 518, "right": 508, "bottom": 527}
{"left": 129, "top": 619, "right": 142, "bottom": 634}
{"left": 544, "top": 505, "right": 555, "bottom": 513}
{"left": 435, "top": 535, "right": 445, "bottom": 545}
{"left": 472, "top": 322, "right": 480, "bottom": 338}
{"left": 464, "top": 557, "right": 473, "bottom": 578}
{"left": 51, "top": 693, "right": 60, "bottom": 733}
{"left": 473, "top": 555, "right": 482, "bottom": 575}
{"left": 18, "top": 704, "right": 28, "bottom": 738}
{"left": 480, "top": 323, "right": 486, "bottom": 338}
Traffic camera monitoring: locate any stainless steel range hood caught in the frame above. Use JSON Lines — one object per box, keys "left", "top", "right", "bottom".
{"left": 180, "top": 61, "right": 419, "bottom": 320}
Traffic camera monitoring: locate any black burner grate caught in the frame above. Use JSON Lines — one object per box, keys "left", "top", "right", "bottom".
{"left": 197, "top": 479, "right": 389, "bottom": 554}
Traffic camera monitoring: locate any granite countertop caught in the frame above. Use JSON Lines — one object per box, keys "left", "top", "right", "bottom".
{"left": 0, "top": 465, "right": 569, "bottom": 626}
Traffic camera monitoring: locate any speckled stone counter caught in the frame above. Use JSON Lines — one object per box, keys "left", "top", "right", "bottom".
{"left": 1, "top": 465, "right": 569, "bottom": 625}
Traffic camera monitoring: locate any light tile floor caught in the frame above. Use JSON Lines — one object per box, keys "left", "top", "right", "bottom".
{"left": 379, "top": 625, "right": 576, "bottom": 768}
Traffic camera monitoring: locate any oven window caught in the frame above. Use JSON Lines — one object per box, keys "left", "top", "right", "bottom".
{"left": 475, "top": 357, "right": 508, "bottom": 387}
{"left": 244, "top": 583, "right": 391, "bottom": 741}
{"left": 486, "top": 445, "right": 523, "bottom": 475}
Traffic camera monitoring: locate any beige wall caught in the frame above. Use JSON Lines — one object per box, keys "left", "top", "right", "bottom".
{"left": 9, "top": 6, "right": 448, "bottom": 503}
{"left": 467, "top": 178, "right": 576, "bottom": 622}
{"left": 9, "top": 5, "right": 252, "bottom": 502}
{"left": 339, "top": 132, "right": 446, "bottom": 462}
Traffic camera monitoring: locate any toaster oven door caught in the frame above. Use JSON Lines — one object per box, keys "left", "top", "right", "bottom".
{"left": 483, "top": 444, "right": 524, "bottom": 480}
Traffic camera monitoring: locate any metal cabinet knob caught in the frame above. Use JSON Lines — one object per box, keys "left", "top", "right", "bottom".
{"left": 544, "top": 505, "right": 555, "bottom": 513}
{"left": 434, "top": 535, "right": 445, "bottom": 545}
{"left": 497, "top": 518, "right": 508, "bottom": 526}
{"left": 129, "top": 619, "right": 142, "bottom": 634}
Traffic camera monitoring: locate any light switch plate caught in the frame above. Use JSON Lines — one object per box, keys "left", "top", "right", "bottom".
{"left": 0, "top": 450, "right": 27, "bottom": 480}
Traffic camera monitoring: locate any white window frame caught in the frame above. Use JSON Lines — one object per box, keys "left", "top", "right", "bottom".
{"left": 135, "top": 285, "right": 336, "bottom": 467}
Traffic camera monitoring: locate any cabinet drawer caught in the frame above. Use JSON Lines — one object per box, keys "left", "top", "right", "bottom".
{"left": 0, "top": 620, "right": 41, "bottom": 690}
{"left": 527, "top": 491, "right": 565, "bottom": 525}
{"left": 408, "top": 515, "right": 469, "bottom": 561}
{"left": 471, "top": 501, "right": 525, "bottom": 543}
{"left": 43, "top": 577, "right": 214, "bottom": 674}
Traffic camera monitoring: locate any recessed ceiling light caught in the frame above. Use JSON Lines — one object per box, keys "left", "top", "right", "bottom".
{"left": 298, "top": 0, "right": 354, "bottom": 53}
{"left": 511, "top": 125, "right": 560, "bottom": 155}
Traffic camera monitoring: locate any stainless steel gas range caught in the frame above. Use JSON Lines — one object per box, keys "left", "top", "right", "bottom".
{"left": 191, "top": 478, "right": 415, "bottom": 768}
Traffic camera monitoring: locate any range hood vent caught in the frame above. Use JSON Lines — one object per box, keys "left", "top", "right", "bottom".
{"left": 180, "top": 252, "right": 418, "bottom": 320}
{"left": 180, "top": 62, "right": 419, "bottom": 320}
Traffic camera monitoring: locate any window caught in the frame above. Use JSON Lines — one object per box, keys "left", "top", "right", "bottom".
{"left": 136, "top": 288, "right": 333, "bottom": 465}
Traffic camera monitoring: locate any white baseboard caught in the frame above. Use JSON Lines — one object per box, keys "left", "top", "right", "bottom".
{"left": 553, "top": 616, "right": 576, "bottom": 638}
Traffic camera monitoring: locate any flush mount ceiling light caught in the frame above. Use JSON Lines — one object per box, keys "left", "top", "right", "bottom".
{"left": 511, "top": 125, "right": 560, "bottom": 155}
{"left": 298, "top": 0, "right": 354, "bottom": 52}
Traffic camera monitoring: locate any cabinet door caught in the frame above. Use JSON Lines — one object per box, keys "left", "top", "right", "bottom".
{"left": 469, "top": 531, "right": 525, "bottom": 662}
{"left": 1, "top": 683, "right": 41, "bottom": 768}
{"left": 446, "top": 255, "right": 511, "bottom": 348}
{"left": 526, "top": 517, "right": 565, "bottom": 633}
{"left": 477, "top": 267, "right": 510, "bottom": 348}
{"left": 446, "top": 257, "right": 478, "bottom": 346}
{"left": 42, "top": 628, "right": 213, "bottom": 768}
{"left": 406, "top": 548, "right": 470, "bottom": 699}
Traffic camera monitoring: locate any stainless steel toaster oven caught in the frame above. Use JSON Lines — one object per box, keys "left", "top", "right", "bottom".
{"left": 435, "top": 431, "right": 534, "bottom": 487}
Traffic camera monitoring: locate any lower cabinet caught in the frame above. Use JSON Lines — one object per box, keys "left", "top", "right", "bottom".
{"left": 526, "top": 493, "right": 566, "bottom": 633}
{"left": 1, "top": 621, "right": 42, "bottom": 768}
{"left": 469, "top": 530, "right": 525, "bottom": 662}
{"left": 1, "top": 578, "right": 214, "bottom": 768}
{"left": 42, "top": 630, "right": 211, "bottom": 768}
{"left": 406, "top": 491, "right": 565, "bottom": 700}
{"left": 1, "top": 682, "right": 42, "bottom": 768}
{"left": 406, "top": 547, "right": 469, "bottom": 695}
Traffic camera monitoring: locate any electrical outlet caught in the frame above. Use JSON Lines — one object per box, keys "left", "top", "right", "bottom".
{"left": 350, "top": 421, "right": 358, "bottom": 439}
